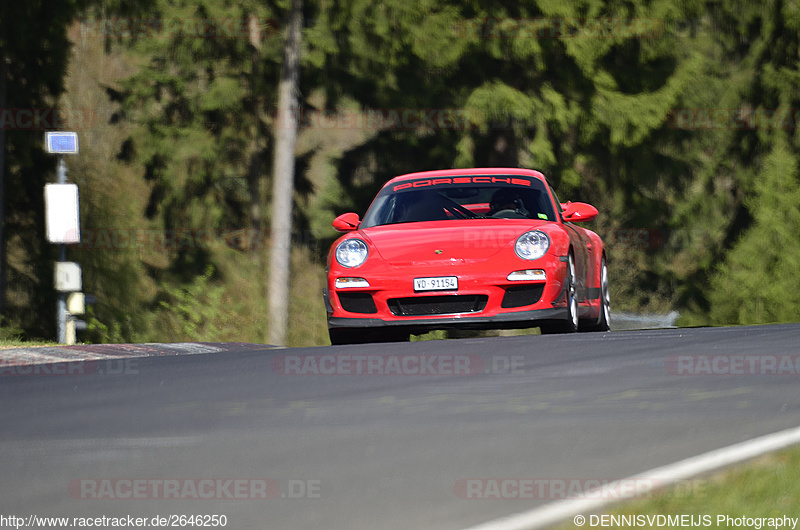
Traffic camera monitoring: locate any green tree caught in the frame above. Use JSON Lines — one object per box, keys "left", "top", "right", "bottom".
{"left": 105, "top": 1, "right": 283, "bottom": 342}
{"left": 119, "top": 0, "right": 280, "bottom": 266}
{"left": 707, "top": 136, "right": 800, "bottom": 324}
{"left": 679, "top": 0, "right": 800, "bottom": 324}
{"left": 0, "top": 0, "right": 96, "bottom": 338}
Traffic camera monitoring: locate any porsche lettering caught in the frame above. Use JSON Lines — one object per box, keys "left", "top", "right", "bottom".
{"left": 393, "top": 176, "right": 532, "bottom": 191}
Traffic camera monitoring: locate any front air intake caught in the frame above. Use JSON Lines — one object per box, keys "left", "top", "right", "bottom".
{"left": 387, "top": 295, "right": 488, "bottom": 316}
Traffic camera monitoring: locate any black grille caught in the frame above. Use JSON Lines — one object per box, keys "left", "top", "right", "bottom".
{"left": 501, "top": 284, "right": 545, "bottom": 308}
{"left": 338, "top": 292, "right": 377, "bottom": 314}
{"left": 387, "top": 295, "right": 488, "bottom": 316}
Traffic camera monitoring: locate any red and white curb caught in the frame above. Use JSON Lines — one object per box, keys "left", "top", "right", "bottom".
{"left": 0, "top": 342, "right": 275, "bottom": 369}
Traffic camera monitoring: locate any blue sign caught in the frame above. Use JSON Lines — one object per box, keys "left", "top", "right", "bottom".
{"left": 45, "top": 132, "right": 79, "bottom": 154}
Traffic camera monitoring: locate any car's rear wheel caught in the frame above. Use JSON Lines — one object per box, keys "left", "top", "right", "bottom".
{"left": 582, "top": 256, "right": 610, "bottom": 332}
{"left": 539, "top": 253, "right": 578, "bottom": 334}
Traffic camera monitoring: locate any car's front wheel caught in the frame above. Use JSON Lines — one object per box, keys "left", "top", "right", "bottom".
{"left": 329, "top": 328, "right": 361, "bottom": 345}
{"left": 539, "top": 253, "right": 578, "bottom": 334}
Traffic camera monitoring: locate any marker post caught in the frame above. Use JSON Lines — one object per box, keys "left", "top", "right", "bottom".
{"left": 44, "top": 132, "right": 81, "bottom": 343}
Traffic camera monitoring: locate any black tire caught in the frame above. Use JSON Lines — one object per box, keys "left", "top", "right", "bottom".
{"left": 374, "top": 329, "right": 410, "bottom": 343}
{"left": 539, "top": 253, "right": 579, "bottom": 334}
{"left": 329, "top": 328, "right": 363, "bottom": 345}
{"left": 329, "top": 328, "right": 410, "bottom": 345}
{"left": 581, "top": 256, "right": 611, "bottom": 332}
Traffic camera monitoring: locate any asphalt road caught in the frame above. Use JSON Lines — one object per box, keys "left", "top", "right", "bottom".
{"left": 2, "top": 324, "right": 800, "bottom": 529}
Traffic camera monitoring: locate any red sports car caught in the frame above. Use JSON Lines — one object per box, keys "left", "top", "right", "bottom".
{"left": 323, "top": 168, "right": 610, "bottom": 345}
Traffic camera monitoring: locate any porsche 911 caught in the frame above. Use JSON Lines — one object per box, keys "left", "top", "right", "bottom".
{"left": 323, "top": 168, "right": 610, "bottom": 345}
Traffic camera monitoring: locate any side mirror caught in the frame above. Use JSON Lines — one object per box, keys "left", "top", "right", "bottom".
{"left": 332, "top": 212, "right": 361, "bottom": 232}
{"left": 561, "top": 202, "right": 598, "bottom": 222}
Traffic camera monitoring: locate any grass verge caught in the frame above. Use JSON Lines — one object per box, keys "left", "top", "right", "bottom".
{"left": 0, "top": 339, "right": 58, "bottom": 349}
{"left": 556, "top": 444, "right": 800, "bottom": 528}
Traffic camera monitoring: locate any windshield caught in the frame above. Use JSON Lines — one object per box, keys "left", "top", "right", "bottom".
{"left": 360, "top": 175, "right": 557, "bottom": 228}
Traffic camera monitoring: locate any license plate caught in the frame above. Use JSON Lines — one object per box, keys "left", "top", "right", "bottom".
{"left": 414, "top": 276, "right": 458, "bottom": 292}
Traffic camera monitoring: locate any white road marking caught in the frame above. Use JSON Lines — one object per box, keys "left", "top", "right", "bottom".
{"left": 461, "top": 424, "right": 800, "bottom": 530}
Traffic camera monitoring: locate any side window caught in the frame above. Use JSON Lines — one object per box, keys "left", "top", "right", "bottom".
{"left": 549, "top": 185, "right": 564, "bottom": 223}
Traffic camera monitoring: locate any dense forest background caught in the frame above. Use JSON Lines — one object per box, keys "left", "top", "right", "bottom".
{"left": 1, "top": 0, "right": 799, "bottom": 346}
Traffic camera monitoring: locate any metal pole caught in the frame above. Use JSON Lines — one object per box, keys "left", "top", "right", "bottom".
{"left": 56, "top": 157, "right": 67, "bottom": 343}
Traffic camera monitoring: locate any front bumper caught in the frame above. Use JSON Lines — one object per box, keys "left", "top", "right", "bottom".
{"left": 325, "top": 250, "right": 570, "bottom": 333}
{"left": 327, "top": 307, "right": 568, "bottom": 333}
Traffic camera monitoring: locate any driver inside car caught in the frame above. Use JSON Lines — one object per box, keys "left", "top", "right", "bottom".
{"left": 488, "top": 188, "right": 531, "bottom": 219}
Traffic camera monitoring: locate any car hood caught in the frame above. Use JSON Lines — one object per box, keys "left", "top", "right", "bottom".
{"left": 361, "top": 220, "right": 547, "bottom": 264}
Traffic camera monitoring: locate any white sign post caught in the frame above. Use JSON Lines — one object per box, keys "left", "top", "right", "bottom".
{"left": 44, "top": 184, "right": 80, "bottom": 244}
{"left": 44, "top": 132, "right": 81, "bottom": 344}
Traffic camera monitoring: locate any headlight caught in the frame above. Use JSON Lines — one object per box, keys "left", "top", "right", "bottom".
{"left": 335, "top": 238, "right": 369, "bottom": 268}
{"left": 515, "top": 230, "right": 550, "bottom": 260}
